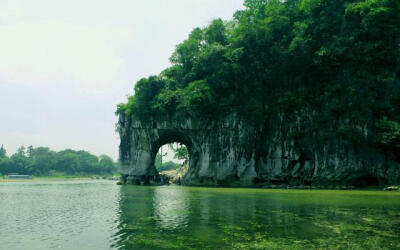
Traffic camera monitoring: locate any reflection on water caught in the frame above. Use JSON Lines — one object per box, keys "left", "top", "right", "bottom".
{"left": 1, "top": 181, "right": 400, "bottom": 249}
{"left": 153, "top": 186, "right": 190, "bottom": 230}
{"left": 115, "top": 186, "right": 400, "bottom": 249}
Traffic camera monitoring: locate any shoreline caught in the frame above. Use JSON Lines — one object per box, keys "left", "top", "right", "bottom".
{"left": 1, "top": 177, "right": 398, "bottom": 191}
{"left": 0, "top": 175, "right": 119, "bottom": 182}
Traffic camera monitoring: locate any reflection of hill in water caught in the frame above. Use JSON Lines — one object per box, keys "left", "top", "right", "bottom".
{"left": 153, "top": 186, "right": 190, "bottom": 229}
{"left": 112, "top": 186, "right": 400, "bottom": 249}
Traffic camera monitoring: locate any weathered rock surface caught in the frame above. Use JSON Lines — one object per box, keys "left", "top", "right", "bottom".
{"left": 159, "top": 161, "right": 189, "bottom": 184}
{"left": 117, "top": 112, "right": 400, "bottom": 187}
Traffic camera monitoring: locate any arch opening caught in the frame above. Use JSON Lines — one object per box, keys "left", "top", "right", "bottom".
{"left": 150, "top": 130, "right": 193, "bottom": 185}
{"left": 154, "top": 143, "right": 189, "bottom": 184}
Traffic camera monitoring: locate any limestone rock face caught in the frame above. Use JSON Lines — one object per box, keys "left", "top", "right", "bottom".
{"left": 118, "top": 112, "right": 400, "bottom": 187}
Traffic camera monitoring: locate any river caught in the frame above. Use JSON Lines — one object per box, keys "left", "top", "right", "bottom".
{"left": 0, "top": 180, "right": 399, "bottom": 249}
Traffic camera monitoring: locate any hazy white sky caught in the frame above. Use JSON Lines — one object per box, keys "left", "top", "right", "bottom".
{"left": 0, "top": 0, "right": 244, "bottom": 160}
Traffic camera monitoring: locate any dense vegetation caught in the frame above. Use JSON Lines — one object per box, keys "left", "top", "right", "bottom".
{"left": 117, "top": 0, "right": 399, "bottom": 159}
{"left": 0, "top": 145, "right": 118, "bottom": 176}
{"left": 155, "top": 155, "right": 181, "bottom": 172}
{"left": 154, "top": 144, "right": 188, "bottom": 172}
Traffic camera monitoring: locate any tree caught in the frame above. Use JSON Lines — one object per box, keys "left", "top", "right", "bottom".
{"left": 174, "top": 146, "right": 189, "bottom": 161}
{"left": 10, "top": 147, "right": 29, "bottom": 174}
{"left": 132, "top": 76, "right": 165, "bottom": 119}
{"left": 28, "top": 147, "right": 55, "bottom": 175}
{"left": 99, "top": 154, "right": 116, "bottom": 174}
{"left": 27, "top": 145, "right": 34, "bottom": 158}
{"left": 181, "top": 80, "right": 214, "bottom": 114}
{"left": 56, "top": 152, "right": 80, "bottom": 174}
{"left": 16, "top": 146, "right": 26, "bottom": 156}
{"left": 243, "top": 0, "right": 268, "bottom": 11}
{"left": 0, "top": 145, "right": 6, "bottom": 158}
{"left": 0, "top": 145, "right": 117, "bottom": 176}
{"left": 205, "top": 19, "right": 227, "bottom": 45}
{"left": 0, "top": 157, "right": 12, "bottom": 175}
{"left": 157, "top": 161, "right": 180, "bottom": 172}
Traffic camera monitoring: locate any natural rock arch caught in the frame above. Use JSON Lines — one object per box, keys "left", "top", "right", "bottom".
{"left": 150, "top": 130, "right": 193, "bottom": 182}
{"left": 121, "top": 128, "right": 195, "bottom": 185}
{"left": 119, "top": 114, "right": 258, "bottom": 186}
{"left": 152, "top": 131, "right": 192, "bottom": 163}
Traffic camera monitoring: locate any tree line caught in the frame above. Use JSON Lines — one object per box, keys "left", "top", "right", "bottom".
{"left": 117, "top": 0, "right": 400, "bottom": 158}
{"left": 155, "top": 144, "right": 189, "bottom": 172}
{"left": 0, "top": 145, "right": 118, "bottom": 176}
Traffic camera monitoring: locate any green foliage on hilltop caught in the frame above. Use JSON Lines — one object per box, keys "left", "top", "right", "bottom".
{"left": 117, "top": 0, "right": 400, "bottom": 154}
{"left": 0, "top": 145, "right": 118, "bottom": 176}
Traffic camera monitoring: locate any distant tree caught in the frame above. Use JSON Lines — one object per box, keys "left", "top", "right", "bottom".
{"left": 27, "top": 145, "right": 34, "bottom": 158}
{"left": 16, "top": 146, "right": 26, "bottom": 156}
{"left": 0, "top": 145, "right": 117, "bottom": 176}
{"left": 28, "top": 147, "right": 55, "bottom": 175}
{"left": 174, "top": 146, "right": 189, "bottom": 161}
{"left": 157, "top": 161, "right": 181, "bottom": 172}
{"left": 56, "top": 152, "right": 80, "bottom": 174}
{"left": 99, "top": 154, "right": 116, "bottom": 174}
{"left": 10, "top": 147, "right": 29, "bottom": 174}
{"left": 0, "top": 145, "right": 6, "bottom": 158}
{"left": 0, "top": 157, "right": 12, "bottom": 175}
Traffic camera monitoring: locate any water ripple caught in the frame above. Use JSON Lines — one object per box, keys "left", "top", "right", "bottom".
{"left": 0, "top": 180, "right": 121, "bottom": 250}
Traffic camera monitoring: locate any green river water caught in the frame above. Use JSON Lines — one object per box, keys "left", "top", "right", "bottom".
{"left": 0, "top": 180, "right": 399, "bottom": 249}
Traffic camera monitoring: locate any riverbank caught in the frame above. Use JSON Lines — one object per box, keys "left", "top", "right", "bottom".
{"left": 133, "top": 170, "right": 399, "bottom": 191}
{"left": 0, "top": 175, "right": 120, "bottom": 182}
